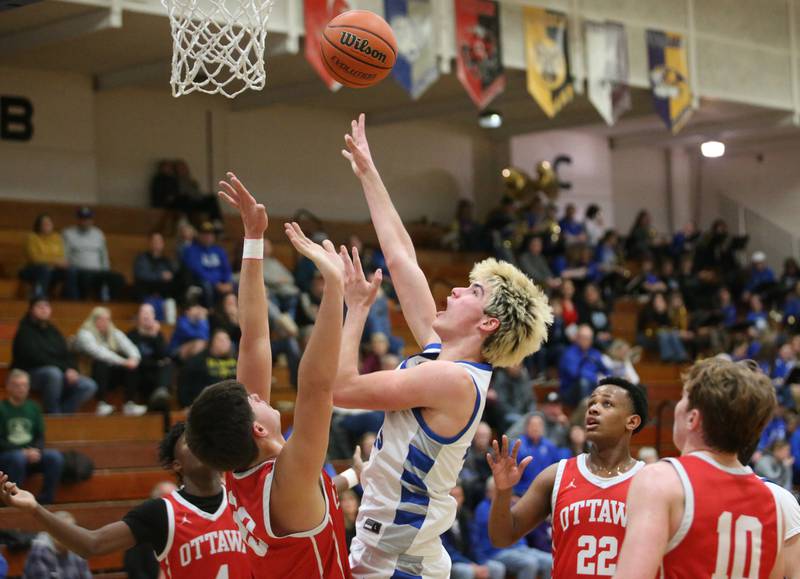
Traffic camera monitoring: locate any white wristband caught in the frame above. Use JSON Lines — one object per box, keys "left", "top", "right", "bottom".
{"left": 242, "top": 238, "right": 264, "bottom": 260}
{"left": 341, "top": 468, "right": 359, "bottom": 489}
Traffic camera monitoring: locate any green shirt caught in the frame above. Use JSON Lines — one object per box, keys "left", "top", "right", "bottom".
{"left": 0, "top": 399, "right": 45, "bottom": 452}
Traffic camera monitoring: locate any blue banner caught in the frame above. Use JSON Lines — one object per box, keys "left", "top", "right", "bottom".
{"left": 385, "top": 0, "right": 440, "bottom": 99}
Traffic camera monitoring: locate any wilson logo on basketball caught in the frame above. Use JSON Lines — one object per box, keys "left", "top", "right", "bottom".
{"left": 338, "top": 32, "right": 388, "bottom": 64}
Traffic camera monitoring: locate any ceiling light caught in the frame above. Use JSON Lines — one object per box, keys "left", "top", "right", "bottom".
{"left": 479, "top": 111, "right": 503, "bottom": 129}
{"left": 701, "top": 141, "right": 725, "bottom": 158}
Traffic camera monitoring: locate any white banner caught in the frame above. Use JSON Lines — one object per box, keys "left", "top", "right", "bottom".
{"left": 585, "top": 21, "right": 630, "bottom": 126}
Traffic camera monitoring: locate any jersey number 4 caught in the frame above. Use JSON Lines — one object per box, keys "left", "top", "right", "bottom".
{"left": 712, "top": 512, "right": 763, "bottom": 579}
{"left": 576, "top": 535, "right": 617, "bottom": 576}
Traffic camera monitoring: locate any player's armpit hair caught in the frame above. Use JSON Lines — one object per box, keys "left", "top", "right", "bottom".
{"left": 470, "top": 258, "right": 553, "bottom": 367}
{"left": 185, "top": 380, "right": 259, "bottom": 472}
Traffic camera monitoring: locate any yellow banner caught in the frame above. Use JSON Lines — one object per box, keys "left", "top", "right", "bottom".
{"left": 524, "top": 6, "right": 574, "bottom": 118}
{"left": 647, "top": 29, "right": 693, "bottom": 134}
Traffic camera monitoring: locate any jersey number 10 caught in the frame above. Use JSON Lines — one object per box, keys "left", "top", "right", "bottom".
{"left": 712, "top": 512, "right": 763, "bottom": 579}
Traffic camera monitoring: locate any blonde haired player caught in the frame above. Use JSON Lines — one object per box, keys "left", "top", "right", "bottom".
{"left": 335, "top": 114, "right": 553, "bottom": 578}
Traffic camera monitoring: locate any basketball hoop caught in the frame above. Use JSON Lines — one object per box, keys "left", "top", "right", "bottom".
{"left": 161, "top": 0, "right": 275, "bottom": 98}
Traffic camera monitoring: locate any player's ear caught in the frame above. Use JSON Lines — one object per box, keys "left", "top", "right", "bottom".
{"left": 480, "top": 316, "right": 500, "bottom": 334}
{"left": 252, "top": 421, "right": 268, "bottom": 439}
{"left": 627, "top": 414, "right": 641, "bottom": 433}
{"left": 686, "top": 408, "right": 701, "bottom": 432}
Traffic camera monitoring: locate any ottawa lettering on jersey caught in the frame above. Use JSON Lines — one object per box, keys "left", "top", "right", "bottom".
{"left": 558, "top": 499, "right": 627, "bottom": 531}
{"left": 178, "top": 529, "right": 248, "bottom": 567}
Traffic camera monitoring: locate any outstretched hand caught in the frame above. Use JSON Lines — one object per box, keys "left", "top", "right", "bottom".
{"left": 218, "top": 172, "right": 268, "bottom": 238}
{"left": 0, "top": 471, "right": 38, "bottom": 512}
{"left": 342, "top": 113, "right": 376, "bottom": 179}
{"left": 283, "top": 222, "right": 343, "bottom": 286}
{"left": 486, "top": 436, "right": 532, "bottom": 492}
{"left": 339, "top": 245, "right": 382, "bottom": 310}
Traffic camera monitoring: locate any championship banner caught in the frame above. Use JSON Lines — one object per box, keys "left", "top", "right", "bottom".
{"left": 585, "top": 21, "right": 630, "bottom": 126}
{"left": 523, "top": 7, "right": 573, "bottom": 118}
{"left": 304, "top": 0, "right": 350, "bottom": 90}
{"left": 385, "top": 0, "right": 439, "bottom": 99}
{"left": 455, "top": 0, "right": 505, "bottom": 109}
{"left": 646, "top": 29, "right": 693, "bottom": 134}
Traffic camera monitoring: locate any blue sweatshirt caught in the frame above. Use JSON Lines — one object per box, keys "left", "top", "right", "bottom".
{"left": 169, "top": 316, "right": 210, "bottom": 354}
{"left": 182, "top": 242, "right": 232, "bottom": 285}
{"left": 471, "top": 499, "right": 527, "bottom": 563}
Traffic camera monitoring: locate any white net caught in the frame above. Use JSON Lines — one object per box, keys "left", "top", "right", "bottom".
{"left": 161, "top": 0, "right": 275, "bottom": 98}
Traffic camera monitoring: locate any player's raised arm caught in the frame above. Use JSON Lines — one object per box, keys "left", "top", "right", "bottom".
{"left": 271, "top": 223, "right": 344, "bottom": 534}
{"left": 0, "top": 473, "right": 135, "bottom": 558}
{"left": 342, "top": 113, "right": 438, "bottom": 348}
{"left": 487, "top": 436, "right": 557, "bottom": 547}
{"left": 218, "top": 173, "right": 272, "bottom": 402}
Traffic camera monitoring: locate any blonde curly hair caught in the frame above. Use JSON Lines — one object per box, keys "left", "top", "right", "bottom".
{"left": 470, "top": 258, "right": 552, "bottom": 367}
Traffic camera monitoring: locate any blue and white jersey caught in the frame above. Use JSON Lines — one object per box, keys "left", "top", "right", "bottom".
{"left": 354, "top": 343, "right": 492, "bottom": 560}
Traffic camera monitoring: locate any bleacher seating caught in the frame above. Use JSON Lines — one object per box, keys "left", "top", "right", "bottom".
{"left": 0, "top": 198, "right": 687, "bottom": 575}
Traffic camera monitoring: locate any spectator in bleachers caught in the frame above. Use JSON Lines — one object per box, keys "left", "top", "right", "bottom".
{"left": 746, "top": 293, "right": 770, "bottom": 336}
{"left": 471, "top": 477, "right": 552, "bottom": 579}
{"left": 559, "top": 424, "right": 589, "bottom": 459}
{"left": 783, "top": 281, "right": 800, "bottom": 330}
{"left": 126, "top": 304, "right": 172, "bottom": 412}
{"left": 265, "top": 289, "right": 300, "bottom": 388}
{"left": 169, "top": 301, "right": 209, "bottom": 361}
{"left": 577, "top": 283, "right": 612, "bottom": 348}
{"left": 780, "top": 257, "right": 800, "bottom": 297}
{"left": 583, "top": 204, "right": 604, "bottom": 247}
{"left": 177, "top": 328, "right": 237, "bottom": 407}
{"left": 558, "top": 279, "right": 578, "bottom": 329}
{"left": 754, "top": 439, "right": 794, "bottom": 491}
{"left": 694, "top": 219, "right": 740, "bottom": 278}
{"left": 74, "top": 307, "right": 145, "bottom": 417}
{"left": 442, "top": 199, "right": 485, "bottom": 253}
{"left": 601, "top": 339, "right": 641, "bottom": 385}
{"left": 638, "top": 446, "right": 659, "bottom": 464}
{"left": 262, "top": 238, "right": 300, "bottom": 315}
{"left": 62, "top": 206, "right": 126, "bottom": 301}
{"left": 211, "top": 292, "right": 241, "bottom": 347}
{"left": 637, "top": 293, "right": 690, "bottom": 363}
{"left": 659, "top": 259, "right": 681, "bottom": 294}
{"left": 668, "top": 291, "right": 696, "bottom": 359}
{"left": 744, "top": 251, "right": 777, "bottom": 299}
{"left": 444, "top": 482, "right": 505, "bottom": 579}
{"left": 539, "top": 392, "right": 569, "bottom": 447}
{"left": 0, "top": 370, "right": 63, "bottom": 505}
{"left": 626, "top": 255, "right": 666, "bottom": 296}
{"left": 23, "top": 511, "right": 91, "bottom": 578}
{"left": 518, "top": 235, "right": 558, "bottom": 289}
{"left": 19, "top": 213, "right": 78, "bottom": 299}
{"left": 489, "top": 364, "right": 535, "bottom": 433}
{"left": 461, "top": 422, "right": 494, "bottom": 509}
{"left": 558, "top": 325, "right": 607, "bottom": 406}
{"left": 10, "top": 297, "right": 97, "bottom": 414}
{"left": 296, "top": 270, "right": 324, "bottom": 341}
{"left": 360, "top": 332, "right": 389, "bottom": 375}
{"left": 514, "top": 414, "right": 560, "bottom": 496}
{"left": 363, "top": 271, "right": 403, "bottom": 356}
{"left": 150, "top": 159, "right": 179, "bottom": 211}
{"left": 133, "top": 232, "right": 177, "bottom": 310}
{"left": 340, "top": 489, "right": 360, "bottom": 550}
{"left": 174, "top": 160, "right": 223, "bottom": 228}
{"left": 559, "top": 203, "right": 586, "bottom": 246}
{"left": 175, "top": 221, "right": 196, "bottom": 255}
{"left": 670, "top": 221, "right": 700, "bottom": 258}
{"left": 625, "top": 210, "right": 656, "bottom": 259}
{"left": 181, "top": 221, "right": 233, "bottom": 308}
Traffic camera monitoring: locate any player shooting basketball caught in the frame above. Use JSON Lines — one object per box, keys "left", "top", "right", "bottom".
{"left": 615, "top": 358, "right": 784, "bottom": 578}
{"left": 486, "top": 377, "right": 648, "bottom": 578}
{"left": 336, "top": 114, "right": 552, "bottom": 577}
{"left": 185, "top": 174, "right": 357, "bottom": 577}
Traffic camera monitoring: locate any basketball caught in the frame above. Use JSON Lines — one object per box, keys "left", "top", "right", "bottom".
{"left": 321, "top": 10, "right": 397, "bottom": 89}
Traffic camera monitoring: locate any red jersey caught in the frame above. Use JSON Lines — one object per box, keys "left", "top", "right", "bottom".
{"left": 158, "top": 489, "right": 252, "bottom": 579}
{"left": 224, "top": 460, "right": 350, "bottom": 578}
{"left": 660, "top": 453, "right": 781, "bottom": 579}
{"left": 551, "top": 454, "right": 644, "bottom": 578}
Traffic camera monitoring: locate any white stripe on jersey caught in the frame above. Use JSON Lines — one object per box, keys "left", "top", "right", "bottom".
{"left": 354, "top": 343, "right": 492, "bottom": 562}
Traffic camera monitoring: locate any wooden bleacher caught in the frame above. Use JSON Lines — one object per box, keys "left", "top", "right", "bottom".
{"left": 0, "top": 198, "right": 687, "bottom": 575}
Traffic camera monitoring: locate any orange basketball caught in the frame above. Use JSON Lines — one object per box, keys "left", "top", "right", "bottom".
{"left": 321, "top": 10, "right": 397, "bottom": 89}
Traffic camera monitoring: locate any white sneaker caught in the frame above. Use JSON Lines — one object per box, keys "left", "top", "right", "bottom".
{"left": 123, "top": 401, "right": 148, "bottom": 417}
{"left": 96, "top": 401, "right": 115, "bottom": 416}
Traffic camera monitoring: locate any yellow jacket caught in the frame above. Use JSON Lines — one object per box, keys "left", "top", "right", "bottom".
{"left": 26, "top": 232, "right": 65, "bottom": 265}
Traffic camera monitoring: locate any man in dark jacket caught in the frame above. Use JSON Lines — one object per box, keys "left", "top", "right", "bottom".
{"left": 133, "top": 232, "right": 177, "bottom": 301}
{"left": 11, "top": 297, "right": 97, "bottom": 414}
{"left": 126, "top": 304, "right": 173, "bottom": 411}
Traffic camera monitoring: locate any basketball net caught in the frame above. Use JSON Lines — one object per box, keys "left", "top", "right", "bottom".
{"left": 161, "top": 0, "right": 275, "bottom": 98}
